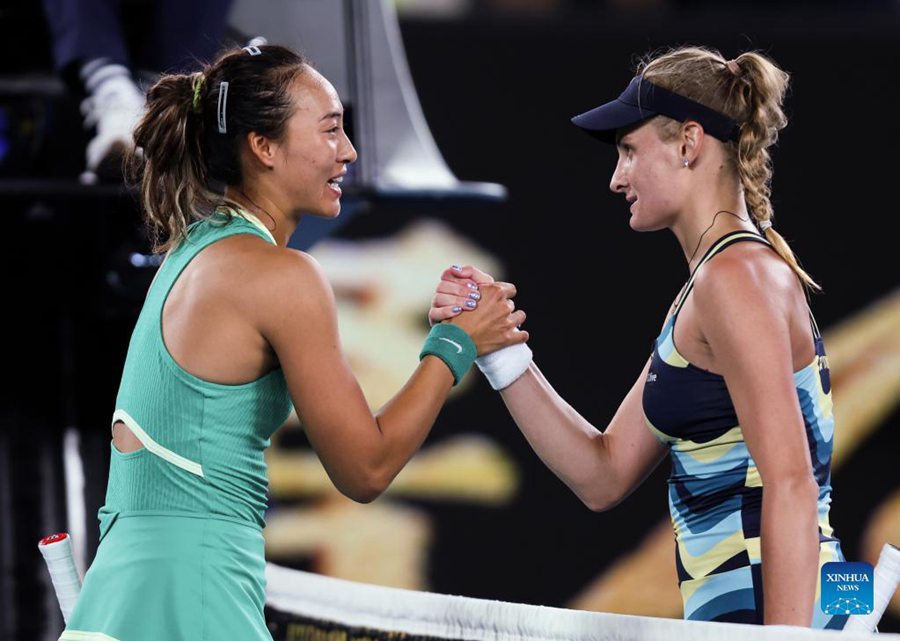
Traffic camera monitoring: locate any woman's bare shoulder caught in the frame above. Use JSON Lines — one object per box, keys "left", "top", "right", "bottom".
{"left": 196, "top": 235, "right": 333, "bottom": 315}
{"left": 693, "top": 241, "right": 797, "bottom": 306}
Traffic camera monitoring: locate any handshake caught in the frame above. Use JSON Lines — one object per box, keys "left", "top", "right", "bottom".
{"left": 427, "top": 264, "right": 533, "bottom": 391}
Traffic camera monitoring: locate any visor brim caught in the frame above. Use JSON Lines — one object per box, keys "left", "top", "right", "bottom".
{"left": 570, "top": 98, "right": 658, "bottom": 144}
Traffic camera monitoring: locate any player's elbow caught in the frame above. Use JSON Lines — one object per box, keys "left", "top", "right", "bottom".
{"left": 583, "top": 494, "right": 624, "bottom": 513}
{"left": 578, "top": 483, "right": 626, "bottom": 513}
{"left": 338, "top": 480, "right": 384, "bottom": 504}
{"left": 336, "top": 466, "right": 392, "bottom": 504}
{"left": 343, "top": 486, "right": 382, "bottom": 504}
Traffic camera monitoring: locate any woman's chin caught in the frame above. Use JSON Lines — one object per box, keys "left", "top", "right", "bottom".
{"left": 304, "top": 203, "right": 342, "bottom": 219}
{"left": 628, "top": 214, "right": 666, "bottom": 233}
{"left": 628, "top": 215, "right": 649, "bottom": 231}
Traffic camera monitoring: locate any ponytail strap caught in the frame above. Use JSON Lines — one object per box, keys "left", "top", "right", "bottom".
{"left": 191, "top": 73, "right": 205, "bottom": 113}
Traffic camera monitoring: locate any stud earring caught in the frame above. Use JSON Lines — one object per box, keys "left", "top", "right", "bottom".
{"left": 682, "top": 158, "right": 690, "bottom": 167}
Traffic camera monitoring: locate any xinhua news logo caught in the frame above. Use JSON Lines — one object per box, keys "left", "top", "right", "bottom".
{"left": 821, "top": 561, "right": 874, "bottom": 615}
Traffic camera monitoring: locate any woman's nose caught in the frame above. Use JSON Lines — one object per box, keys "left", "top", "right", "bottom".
{"left": 609, "top": 162, "right": 626, "bottom": 194}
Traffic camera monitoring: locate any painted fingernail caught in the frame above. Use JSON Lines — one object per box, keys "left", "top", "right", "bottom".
{"left": 468, "top": 292, "right": 481, "bottom": 301}
{"left": 452, "top": 305, "right": 463, "bottom": 313}
{"left": 451, "top": 264, "right": 462, "bottom": 271}
{"left": 466, "top": 282, "right": 478, "bottom": 290}
{"left": 465, "top": 300, "right": 477, "bottom": 309}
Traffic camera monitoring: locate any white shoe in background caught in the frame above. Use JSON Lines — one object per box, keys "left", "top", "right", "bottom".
{"left": 79, "top": 73, "right": 145, "bottom": 184}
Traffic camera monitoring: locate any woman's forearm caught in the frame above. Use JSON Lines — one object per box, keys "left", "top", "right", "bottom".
{"left": 499, "top": 363, "right": 616, "bottom": 510}
{"left": 761, "top": 477, "right": 820, "bottom": 625}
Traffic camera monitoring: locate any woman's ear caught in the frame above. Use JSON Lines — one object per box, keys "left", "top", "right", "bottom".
{"left": 680, "top": 121, "right": 704, "bottom": 164}
{"left": 245, "top": 131, "right": 277, "bottom": 170}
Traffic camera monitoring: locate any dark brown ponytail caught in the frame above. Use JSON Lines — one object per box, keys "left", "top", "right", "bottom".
{"left": 126, "top": 44, "right": 308, "bottom": 252}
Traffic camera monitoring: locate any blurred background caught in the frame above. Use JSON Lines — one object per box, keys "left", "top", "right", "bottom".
{"left": 0, "top": 1, "right": 898, "bottom": 640}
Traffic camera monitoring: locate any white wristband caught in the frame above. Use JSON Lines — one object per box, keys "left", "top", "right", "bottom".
{"left": 475, "top": 342, "right": 533, "bottom": 390}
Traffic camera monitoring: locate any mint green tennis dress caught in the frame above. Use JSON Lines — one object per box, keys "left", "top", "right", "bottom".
{"left": 60, "top": 211, "right": 293, "bottom": 641}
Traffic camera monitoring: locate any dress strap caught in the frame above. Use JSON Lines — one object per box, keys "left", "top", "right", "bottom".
{"left": 807, "top": 307, "right": 823, "bottom": 341}
{"left": 673, "top": 230, "right": 771, "bottom": 317}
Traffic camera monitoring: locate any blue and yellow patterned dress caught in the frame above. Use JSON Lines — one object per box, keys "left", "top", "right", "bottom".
{"left": 642, "top": 230, "right": 846, "bottom": 628}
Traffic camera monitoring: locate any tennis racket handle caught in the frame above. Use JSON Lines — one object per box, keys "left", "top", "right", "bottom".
{"left": 38, "top": 532, "right": 82, "bottom": 623}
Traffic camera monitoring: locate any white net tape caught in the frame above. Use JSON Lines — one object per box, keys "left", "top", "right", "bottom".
{"left": 264, "top": 548, "right": 900, "bottom": 641}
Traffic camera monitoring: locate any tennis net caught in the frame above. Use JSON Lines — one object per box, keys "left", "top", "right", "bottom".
{"left": 263, "top": 562, "right": 898, "bottom": 641}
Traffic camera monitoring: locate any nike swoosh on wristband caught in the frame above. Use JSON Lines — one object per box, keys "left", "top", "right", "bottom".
{"left": 438, "top": 337, "right": 463, "bottom": 354}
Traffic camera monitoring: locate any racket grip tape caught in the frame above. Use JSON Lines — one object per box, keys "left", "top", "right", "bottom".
{"left": 38, "top": 532, "right": 82, "bottom": 623}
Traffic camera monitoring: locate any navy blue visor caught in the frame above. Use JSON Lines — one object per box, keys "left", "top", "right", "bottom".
{"left": 571, "top": 76, "right": 739, "bottom": 144}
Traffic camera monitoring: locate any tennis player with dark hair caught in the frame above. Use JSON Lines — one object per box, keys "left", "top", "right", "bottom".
{"left": 431, "top": 45, "right": 846, "bottom": 628}
{"left": 58, "top": 43, "right": 527, "bottom": 641}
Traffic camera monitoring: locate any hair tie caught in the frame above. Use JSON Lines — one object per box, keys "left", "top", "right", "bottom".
{"left": 758, "top": 219, "right": 773, "bottom": 232}
{"left": 191, "top": 73, "right": 205, "bottom": 113}
{"left": 726, "top": 59, "right": 741, "bottom": 76}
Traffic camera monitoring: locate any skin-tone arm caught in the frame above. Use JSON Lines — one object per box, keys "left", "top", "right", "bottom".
{"left": 430, "top": 265, "right": 667, "bottom": 511}
{"left": 693, "top": 253, "right": 819, "bottom": 626}
{"left": 500, "top": 358, "right": 667, "bottom": 510}
{"left": 256, "top": 251, "right": 527, "bottom": 504}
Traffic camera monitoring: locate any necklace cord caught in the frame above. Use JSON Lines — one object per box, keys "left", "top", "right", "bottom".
{"left": 686, "top": 209, "right": 750, "bottom": 267}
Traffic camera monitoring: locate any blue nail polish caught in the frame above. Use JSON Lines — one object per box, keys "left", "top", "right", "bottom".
{"left": 466, "top": 282, "right": 478, "bottom": 290}
{"left": 451, "top": 264, "right": 462, "bottom": 271}
{"left": 452, "top": 305, "right": 463, "bottom": 313}
{"left": 469, "top": 292, "right": 481, "bottom": 301}
{"left": 465, "top": 300, "right": 477, "bottom": 308}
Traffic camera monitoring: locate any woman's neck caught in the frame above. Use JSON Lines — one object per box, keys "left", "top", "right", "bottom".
{"left": 673, "top": 201, "right": 755, "bottom": 273}
{"left": 225, "top": 185, "right": 296, "bottom": 246}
